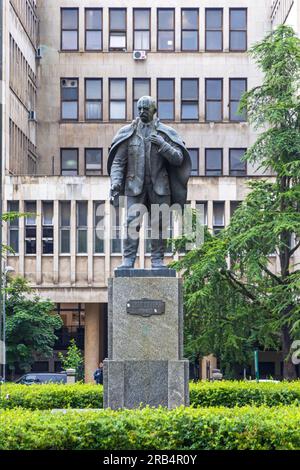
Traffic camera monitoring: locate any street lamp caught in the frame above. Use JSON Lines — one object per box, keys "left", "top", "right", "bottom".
{"left": 1, "top": 266, "right": 14, "bottom": 382}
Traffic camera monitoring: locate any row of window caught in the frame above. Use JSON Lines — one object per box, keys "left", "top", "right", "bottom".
{"left": 11, "top": 0, "right": 38, "bottom": 46}
{"left": 61, "top": 77, "right": 247, "bottom": 122}
{"left": 59, "top": 147, "right": 247, "bottom": 177}
{"left": 61, "top": 7, "right": 247, "bottom": 52}
{"left": 9, "top": 119, "right": 37, "bottom": 175}
{"left": 8, "top": 200, "right": 237, "bottom": 255}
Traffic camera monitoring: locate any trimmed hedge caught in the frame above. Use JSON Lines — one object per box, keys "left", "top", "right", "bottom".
{"left": 0, "top": 406, "right": 300, "bottom": 450}
{"left": 1, "top": 381, "right": 300, "bottom": 410}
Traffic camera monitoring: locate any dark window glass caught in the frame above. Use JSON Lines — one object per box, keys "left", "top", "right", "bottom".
{"left": 111, "top": 208, "right": 122, "bottom": 254}
{"left": 181, "top": 79, "right": 199, "bottom": 120}
{"left": 85, "top": 79, "right": 102, "bottom": 120}
{"left": 61, "top": 149, "right": 78, "bottom": 176}
{"left": 61, "top": 9, "right": 78, "bottom": 51}
{"left": 181, "top": 9, "right": 199, "bottom": 51}
{"left": 94, "top": 201, "right": 105, "bottom": 254}
{"left": 133, "top": 9, "right": 150, "bottom": 50}
{"left": 157, "top": 9, "right": 175, "bottom": 51}
{"left": 205, "top": 149, "right": 223, "bottom": 176}
{"left": 133, "top": 78, "right": 150, "bottom": 118}
{"left": 25, "top": 201, "right": 36, "bottom": 254}
{"left": 189, "top": 149, "right": 199, "bottom": 176}
{"left": 60, "top": 202, "right": 70, "bottom": 254}
{"left": 85, "top": 148, "right": 103, "bottom": 175}
{"left": 61, "top": 79, "right": 78, "bottom": 120}
{"left": 205, "top": 9, "right": 223, "bottom": 51}
{"left": 8, "top": 201, "right": 19, "bottom": 253}
{"left": 230, "top": 9, "right": 247, "bottom": 51}
{"left": 109, "top": 79, "right": 126, "bottom": 120}
{"left": 85, "top": 8, "right": 102, "bottom": 51}
{"left": 213, "top": 202, "right": 225, "bottom": 235}
{"left": 109, "top": 9, "right": 126, "bottom": 50}
{"left": 205, "top": 79, "right": 223, "bottom": 121}
{"left": 42, "top": 202, "right": 53, "bottom": 254}
{"left": 229, "top": 149, "right": 247, "bottom": 176}
{"left": 77, "top": 202, "right": 88, "bottom": 254}
{"left": 157, "top": 79, "right": 174, "bottom": 120}
{"left": 229, "top": 79, "right": 247, "bottom": 121}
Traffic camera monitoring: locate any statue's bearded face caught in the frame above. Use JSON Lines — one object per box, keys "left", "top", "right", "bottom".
{"left": 137, "top": 96, "right": 157, "bottom": 123}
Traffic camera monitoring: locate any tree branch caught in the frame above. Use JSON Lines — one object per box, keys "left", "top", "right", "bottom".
{"left": 258, "top": 262, "right": 283, "bottom": 284}
{"left": 289, "top": 240, "right": 300, "bottom": 258}
{"left": 222, "top": 270, "right": 257, "bottom": 302}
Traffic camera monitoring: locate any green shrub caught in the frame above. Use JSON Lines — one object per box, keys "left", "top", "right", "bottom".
{"left": 1, "top": 381, "right": 300, "bottom": 410}
{"left": 0, "top": 406, "right": 300, "bottom": 450}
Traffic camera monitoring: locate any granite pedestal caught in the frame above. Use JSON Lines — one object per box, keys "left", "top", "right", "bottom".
{"left": 103, "top": 269, "right": 189, "bottom": 409}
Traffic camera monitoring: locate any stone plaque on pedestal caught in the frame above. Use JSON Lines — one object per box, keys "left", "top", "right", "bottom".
{"left": 103, "top": 269, "right": 189, "bottom": 409}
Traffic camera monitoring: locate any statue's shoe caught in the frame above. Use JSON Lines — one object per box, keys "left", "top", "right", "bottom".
{"left": 151, "top": 259, "right": 167, "bottom": 269}
{"left": 117, "top": 258, "right": 135, "bottom": 269}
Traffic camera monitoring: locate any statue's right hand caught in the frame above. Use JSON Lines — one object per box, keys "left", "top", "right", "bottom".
{"left": 110, "top": 183, "right": 121, "bottom": 205}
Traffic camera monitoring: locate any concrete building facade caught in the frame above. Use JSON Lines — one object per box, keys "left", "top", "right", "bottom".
{"left": 2, "top": 0, "right": 298, "bottom": 381}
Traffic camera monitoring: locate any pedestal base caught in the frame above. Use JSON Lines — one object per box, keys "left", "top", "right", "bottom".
{"left": 103, "top": 359, "right": 189, "bottom": 409}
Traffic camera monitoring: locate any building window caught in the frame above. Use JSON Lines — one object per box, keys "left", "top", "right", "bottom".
{"left": 229, "top": 8, "right": 247, "bottom": 51}
{"left": 133, "top": 78, "right": 151, "bottom": 118}
{"left": 94, "top": 201, "right": 105, "bottom": 254}
{"left": 61, "top": 149, "right": 78, "bottom": 176}
{"left": 181, "top": 9, "right": 199, "bottom": 51}
{"left": 85, "top": 79, "right": 102, "bottom": 121}
{"left": 230, "top": 201, "right": 242, "bottom": 217}
{"left": 205, "top": 149, "right": 223, "bottom": 176}
{"left": 85, "top": 148, "right": 103, "bottom": 175}
{"left": 157, "top": 8, "right": 175, "bottom": 51}
{"left": 133, "top": 9, "right": 150, "bottom": 50}
{"left": 60, "top": 202, "right": 71, "bottom": 254}
{"left": 25, "top": 201, "right": 36, "bottom": 254}
{"left": 109, "top": 8, "right": 126, "bottom": 50}
{"left": 42, "top": 202, "right": 54, "bottom": 254}
{"left": 213, "top": 202, "right": 225, "bottom": 235}
{"left": 109, "top": 79, "right": 126, "bottom": 120}
{"left": 85, "top": 8, "right": 102, "bottom": 51}
{"left": 181, "top": 79, "right": 199, "bottom": 120}
{"left": 196, "top": 201, "right": 208, "bottom": 226}
{"left": 77, "top": 202, "right": 88, "bottom": 254}
{"left": 111, "top": 208, "right": 122, "bottom": 254}
{"left": 8, "top": 201, "right": 19, "bottom": 253}
{"left": 189, "top": 149, "right": 199, "bottom": 176}
{"left": 157, "top": 79, "right": 175, "bottom": 120}
{"left": 205, "top": 79, "right": 223, "bottom": 122}
{"left": 229, "top": 149, "right": 247, "bottom": 176}
{"left": 61, "top": 8, "right": 78, "bottom": 51}
{"left": 229, "top": 79, "right": 247, "bottom": 121}
{"left": 205, "top": 9, "right": 223, "bottom": 51}
{"left": 61, "top": 78, "right": 78, "bottom": 121}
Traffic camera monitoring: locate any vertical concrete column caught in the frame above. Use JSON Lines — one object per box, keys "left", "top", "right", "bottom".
{"left": 127, "top": 77, "right": 133, "bottom": 122}
{"left": 199, "top": 6, "right": 205, "bottom": 53}
{"left": 127, "top": 8, "right": 133, "bottom": 52}
{"left": 139, "top": 215, "right": 145, "bottom": 269}
{"left": 78, "top": 7, "right": 85, "bottom": 52}
{"left": 36, "top": 200, "right": 42, "bottom": 284}
{"left": 223, "top": 147, "right": 229, "bottom": 176}
{"left": 103, "top": 7, "right": 109, "bottom": 51}
{"left": 84, "top": 303, "right": 100, "bottom": 383}
{"left": 175, "top": 7, "right": 181, "bottom": 52}
{"left": 87, "top": 199, "right": 93, "bottom": 286}
{"left": 225, "top": 200, "right": 231, "bottom": 227}
{"left": 175, "top": 74, "right": 181, "bottom": 122}
{"left": 53, "top": 200, "right": 59, "bottom": 284}
{"left": 103, "top": 78, "right": 109, "bottom": 121}
{"left": 223, "top": 78, "right": 229, "bottom": 122}
{"left": 223, "top": 8, "right": 230, "bottom": 52}
{"left": 70, "top": 200, "right": 76, "bottom": 285}
{"left": 104, "top": 200, "right": 111, "bottom": 283}
{"left": 199, "top": 78, "right": 205, "bottom": 122}
{"left": 207, "top": 200, "right": 213, "bottom": 231}
{"left": 151, "top": 8, "right": 157, "bottom": 51}
{"left": 199, "top": 147, "right": 205, "bottom": 175}
{"left": 19, "top": 199, "right": 25, "bottom": 277}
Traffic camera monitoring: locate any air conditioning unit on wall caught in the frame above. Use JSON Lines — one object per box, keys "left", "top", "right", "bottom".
{"left": 133, "top": 50, "right": 147, "bottom": 60}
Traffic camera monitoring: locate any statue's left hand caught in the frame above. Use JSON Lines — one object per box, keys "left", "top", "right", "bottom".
{"left": 149, "top": 133, "right": 165, "bottom": 147}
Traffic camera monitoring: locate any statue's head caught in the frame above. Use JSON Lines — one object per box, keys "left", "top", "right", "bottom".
{"left": 137, "top": 96, "right": 157, "bottom": 123}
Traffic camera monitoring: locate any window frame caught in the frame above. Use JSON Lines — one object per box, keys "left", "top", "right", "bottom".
{"left": 109, "top": 78, "right": 127, "bottom": 121}
{"left": 8, "top": 201, "right": 19, "bottom": 254}
{"left": 205, "top": 8, "right": 223, "bottom": 52}
{"left": 157, "top": 8, "right": 175, "bottom": 52}
{"left": 157, "top": 78, "right": 175, "bottom": 121}
{"left": 59, "top": 201, "right": 71, "bottom": 254}
{"left": 76, "top": 201, "right": 88, "bottom": 254}
{"left": 60, "top": 148, "right": 79, "bottom": 176}
{"left": 181, "top": 78, "right": 199, "bottom": 121}
{"left": 94, "top": 201, "right": 105, "bottom": 254}
{"left": 229, "top": 8, "right": 247, "bottom": 52}
{"left": 229, "top": 148, "right": 247, "bottom": 176}
{"left": 205, "top": 148, "right": 223, "bottom": 176}
{"left": 188, "top": 148, "right": 199, "bottom": 176}
{"left": 84, "top": 78, "right": 103, "bottom": 121}
{"left": 84, "top": 148, "right": 103, "bottom": 176}
{"left": 25, "top": 201, "right": 37, "bottom": 255}
{"left": 181, "top": 8, "right": 199, "bottom": 52}
{"left": 85, "top": 7, "right": 103, "bottom": 52}
{"left": 109, "top": 8, "right": 127, "bottom": 51}
{"left": 229, "top": 78, "right": 247, "bottom": 122}
{"left": 61, "top": 7, "right": 79, "bottom": 52}
{"left": 205, "top": 78, "right": 223, "bottom": 122}
{"left": 132, "top": 78, "right": 151, "bottom": 119}
{"left": 42, "top": 201, "right": 54, "bottom": 255}
{"left": 60, "top": 77, "right": 79, "bottom": 122}
{"left": 133, "top": 8, "right": 151, "bottom": 51}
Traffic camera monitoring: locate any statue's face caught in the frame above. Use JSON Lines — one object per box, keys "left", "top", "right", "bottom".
{"left": 137, "top": 96, "right": 157, "bottom": 123}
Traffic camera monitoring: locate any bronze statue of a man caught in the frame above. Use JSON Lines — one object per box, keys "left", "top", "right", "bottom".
{"left": 107, "top": 96, "right": 191, "bottom": 269}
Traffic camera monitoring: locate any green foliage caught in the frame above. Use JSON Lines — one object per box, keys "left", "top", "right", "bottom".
{"left": 2, "top": 381, "right": 300, "bottom": 410}
{"left": 58, "top": 339, "right": 84, "bottom": 381}
{"left": 5, "top": 276, "right": 63, "bottom": 374}
{"left": 1, "top": 405, "right": 300, "bottom": 449}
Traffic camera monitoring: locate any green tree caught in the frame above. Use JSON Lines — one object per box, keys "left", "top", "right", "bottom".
{"left": 5, "top": 276, "right": 63, "bottom": 376}
{"left": 173, "top": 25, "right": 300, "bottom": 379}
{"left": 58, "top": 339, "right": 84, "bottom": 381}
